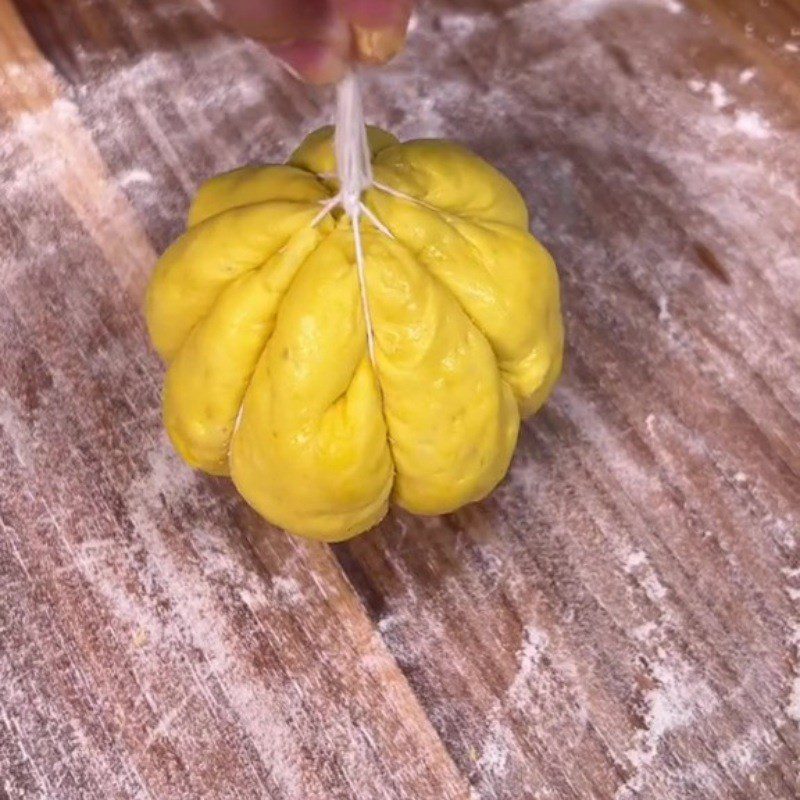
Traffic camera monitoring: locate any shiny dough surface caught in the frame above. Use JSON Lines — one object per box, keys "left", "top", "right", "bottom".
{"left": 145, "top": 127, "right": 563, "bottom": 541}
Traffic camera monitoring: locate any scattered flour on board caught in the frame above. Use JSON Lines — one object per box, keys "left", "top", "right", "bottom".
{"left": 787, "top": 640, "right": 800, "bottom": 723}
{"left": 438, "top": 13, "right": 479, "bottom": 38}
{"left": 474, "top": 622, "right": 588, "bottom": 795}
{"left": 2, "top": 96, "right": 84, "bottom": 192}
{"left": 734, "top": 109, "right": 772, "bottom": 139}
{"left": 505, "top": 626, "right": 550, "bottom": 711}
{"left": 503, "top": 0, "right": 796, "bottom": 295}
{"left": 624, "top": 549, "right": 649, "bottom": 571}
{"left": 717, "top": 725, "right": 779, "bottom": 774}
{"left": 554, "top": 0, "right": 683, "bottom": 23}
{"left": 657, "top": 294, "right": 671, "bottom": 323}
{"left": 0, "top": 28, "right": 292, "bottom": 220}
{"left": 739, "top": 67, "right": 757, "bottom": 84}
{"left": 624, "top": 548, "right": 669, "bottom": 601}
{"left": 118, "top": 168, "right": 155, "bottom": 187}
{"left": 0, "top": 394, "right": 36, "bottom": 469}
{"left": 476, "top": 625, "right": 549, "bottom": 783}
{"left": 707, "top": 81, "right": 734, "bottom": 110}
{"left": 784, "top": 570, "right": 800, "bottom": 723}
{"left": 271, "top": 575, "right": 304, "bottom": 604}
{"left": 615, "top": 656, "right": 719, "bottom": 799}
{"left": 62, "top": 439, "right": 317, "bottom": 798}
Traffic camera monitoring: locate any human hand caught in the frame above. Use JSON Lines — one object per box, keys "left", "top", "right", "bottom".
{"left": 212, "top": 0, "right": 414, "bottom": 84}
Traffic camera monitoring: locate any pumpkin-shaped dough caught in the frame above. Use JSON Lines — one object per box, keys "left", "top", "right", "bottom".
{"left": 145, "top": 127, "right": 563, "bottom": 541}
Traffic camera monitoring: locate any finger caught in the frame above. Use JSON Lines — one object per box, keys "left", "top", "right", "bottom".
{"left": 268, "top": 39, "right": 349, "bottom": 85}
{"left": 335, "top": 0, "right": 412, "bottom": 29}
{"left": 335, "top": 0, "right": 412, "bottom": 64}
{"left": 271, "top": 11, "right": 351, "bottom": 85}
{"left": 215, "top": 0, "right": 334, "bottom": 43}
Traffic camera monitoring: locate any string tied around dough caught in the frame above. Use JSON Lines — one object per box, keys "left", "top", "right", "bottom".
{"left": 309, "top": 72, "right": 395, "bottom": 366}
{"left": 334, "top": 71, "right": 377, "bottom": 366}
{"left": 335, "top": 72, "right": 373, "bottom": 218}
{"left": 333, "top": 71, "right": 391, "bottom": 369}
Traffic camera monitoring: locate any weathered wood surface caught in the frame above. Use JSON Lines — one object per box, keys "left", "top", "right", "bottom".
{"left": 1, "top": 0, "right": 798, "bottom": 798}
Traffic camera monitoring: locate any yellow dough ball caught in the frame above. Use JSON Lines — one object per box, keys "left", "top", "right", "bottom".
{"left": 145, "top": 127, "right": 563, "bottom": 541}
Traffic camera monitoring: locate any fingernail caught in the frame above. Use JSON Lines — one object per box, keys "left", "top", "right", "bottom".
{"left": 352, "top": 24, "right": 407, "bottom": 64}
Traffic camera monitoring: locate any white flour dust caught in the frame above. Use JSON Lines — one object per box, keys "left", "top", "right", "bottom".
{"left": 476, "top": 624, "right": 550, "bottom": 784}
{"left": 733, "top": 109, "right": 772, "bottom": 139}
{"left": 554, "top": 0, "right": 683, "bottom": 23}
{"left": 784, "top": 569, "right": 800, "bottom": 723}
{"left": 98, "top": 442, "right": 309, "bottom": 793}
{"left": 615, "top": 656, "right": 718, "bottom": 799}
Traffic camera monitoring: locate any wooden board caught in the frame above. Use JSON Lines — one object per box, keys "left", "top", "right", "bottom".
{"left": 1, "top": 1, "right": 798, "bottom": 797}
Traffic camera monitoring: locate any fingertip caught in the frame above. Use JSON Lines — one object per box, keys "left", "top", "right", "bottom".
{"left": 217, "top": 0, "right": 336, "bottom": 43}
{"left": 337, "top": 0, "right": 411, "bottom": 30}
{"left": 352, "top": 25, "right": 407, "bottom": 65}
{"left": 269, "top": 40, "right": 349, "bottom": 85}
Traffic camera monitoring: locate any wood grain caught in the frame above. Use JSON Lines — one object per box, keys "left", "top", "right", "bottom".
{"left": 1, "top": 0, "right": 799, "bottom": 798}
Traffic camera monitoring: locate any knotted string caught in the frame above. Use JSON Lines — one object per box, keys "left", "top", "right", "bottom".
{"left": 309, "top": 73, "right": 402, "bottom": 366}
{"left": 334, "top": 72, "right": 377, "bottom": 366}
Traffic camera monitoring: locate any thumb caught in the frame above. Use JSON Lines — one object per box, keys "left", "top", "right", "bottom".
{"left": 336, "top": 0, "right": 413, "bottom": 29}
{"left": 214, "top": 0, "right": 331, "bottom": 41}
{"left": 213, "top": 0, "right": 351, "bottom": 84}
{"left": 335, "top": 0, "right": 413, "bottom": 64}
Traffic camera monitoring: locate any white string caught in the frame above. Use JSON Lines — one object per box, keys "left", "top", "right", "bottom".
{"left": 360, "top": 204, "right": 394, "bottom": 238}
{"left": 333, "top": 73, "right": 377, "bottom": 366}
{"left": 373, "top": 179, "right": 438, "bottom": 212}
{"left": 334, "top": 72, "right": 373, "bottom": 215}
{"left": 310, "top": 195, "right": 342, "bottom": 227}
{"left": 308, "top": 73, "right": 407, "bottom": 366}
